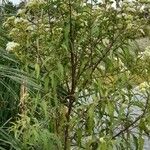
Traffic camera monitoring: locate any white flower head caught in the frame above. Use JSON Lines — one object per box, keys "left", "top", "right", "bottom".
{"left": 102, "top": 38, "right": 109, "bottom": 46}
{"left": 139, "top": 82, "right": 150, "bottom": 92}
{"left": 9, "top": 28, "right": 20, "bottom": 36}
{"left": 3, "top": 16, "right": 15, "bottom": 28}
{"left": 138, "top": 52, "right": 144, "bottom": 59}
{"left": 99, "top": 137, "right": 105, "bottom": 143}
{"left": 124, "top": 14, "right": 133, "bottom": 20}
{"left": 99, "top": 65, "right": 105, "bottom": 71}
{"left": 14, "top": 17, "right": 28, "bottom": 25}
{"left": 6, "top": 16, "right": 15, "bottom": 22}
{"left": 127, "top": 23, "right": 133, "bottom": 29}
{"left": 26, "top": 25, "right": 36, "bottom": 31}
{"left": 17, "top": 9, "right": 26, "bottom": 16}
{"left": 117, "top": 14, "right": 122, "bottom": 19}
{"left": 144, "top": 46, "right": 150, "bottom": 57}
{"left": 122, "top": 103, "right": 128, "bottom": 108}
{"left": 26, "top": 0, "right": 46, "bottom": 8}
{"left": 6, "top": 42, "right": 20, "bottom": 52}
{"left": 14, "top": 18, "right": 22, "bottom": 24}
{"left": 126, "top": 7, "right": 136, "bottom": 13}
{"left": 139, "top": 46, "right": 150, "bottom": 60}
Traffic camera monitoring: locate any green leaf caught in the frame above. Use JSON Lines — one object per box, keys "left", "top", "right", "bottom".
{"left": 57, "top": 62, "right": 64, "bottom": 79}
{"left": 76, "top": 128, "right": 82, "bottom": 146}
{"left": 133, "top": 135, "right": 138, "bottom": 149}
{"left": 44, "top": 75, "right": 49, "bottom": 92}
{"left": 98, "top": 138, "right": 107, "bottom": 150}
{"left": 107, "top": 100, "right": 114, "bottom": 120}
{"left": 86, "top": 105, "right": 95, "bottom": 134}
{"left": 138, "top": 135, "right": 144, "bottom": 150}
{"left": 35, "top": 63, "right": 40, "bottom": 79}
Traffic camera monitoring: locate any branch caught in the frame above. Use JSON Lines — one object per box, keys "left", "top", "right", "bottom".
{"left": 77, "top": 33, "right": 126, "bottom": 92}
{"left": 112, "top": 94, "right": 149, "bottom": 139}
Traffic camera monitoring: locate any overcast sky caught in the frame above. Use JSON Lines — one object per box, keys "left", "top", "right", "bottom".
{"left": 10, "top": 0, "right": 21, "bottom": 5}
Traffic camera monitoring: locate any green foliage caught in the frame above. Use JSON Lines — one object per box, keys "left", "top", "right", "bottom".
{"left": 0, "top": 1, "right": 40, "bottom": 127}
{"left": 1, "top": 0, "right": 150, "bottom": 150}
{"left": 0, "top": 128, "right": 21, "bottom": 150}
{"left": 2, "top": 1, "right": 17, "bottom": 14}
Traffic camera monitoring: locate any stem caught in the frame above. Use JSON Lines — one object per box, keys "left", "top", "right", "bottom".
{"left": 64, "top": 96, "right": 74, "bottom": 150}
{"left": 64, "top": 0, "right": 76, "bottom": 149}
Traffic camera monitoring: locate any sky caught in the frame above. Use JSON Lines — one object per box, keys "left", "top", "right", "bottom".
{"left": 10, "top": 0, "right": 21, "bottom": 4}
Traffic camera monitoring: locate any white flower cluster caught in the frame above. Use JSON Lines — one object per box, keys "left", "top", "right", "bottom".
{"left": 99, "top": 64, "right": 105, "bottom": 71}
{"left": 9, "top": 28, "right": 20, "bottom": 37}
{"left": 6, "top": 41, "right": 20, "bottom": 52}
{"left": 116, "top": 12, "right": 134, "bottom": 29}
{"left": 139, "top": 82, "right": 150, "bottom": 92}
{"left": 26, "top": 25, "right": 36, "bottom": 31}
{"left": 123, "top": 1, "right": 136, "bottom": 12}
{"left": 126, "top": 7, "right": 136, "bottom": 13}
{"left": 3, "top": 16, "right": 29, "bottom": 29}
{"left": 114, "top": 57, "right": 126, "bottom": 68}
{"left": 144, "top": 46, "right": 150, "bottom": 57}
{"left": 3, "top": 16, "right": 15, "bottom": 28}
{"left": 26, "top": 0, "right": 46, "bottom": 9}
{"left": 138, "top": 46, "right": 150, "bottom": 60}
{"left": 99, "top": 137, "right": 105, "bottom": 143}
{"left": 17, "top": 9, "right": 26, "bottom": 16}
{"left": 14, "top": 17, "right": 29, "bottom": 25}
{"left": 102, "top": 38, "right": 109, "bottom": 46}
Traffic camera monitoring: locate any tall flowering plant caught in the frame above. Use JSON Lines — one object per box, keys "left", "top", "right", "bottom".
{"left": 3, "top": 0, "right": 150, "bottom": 149}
